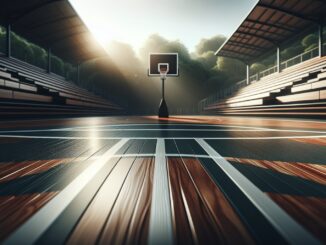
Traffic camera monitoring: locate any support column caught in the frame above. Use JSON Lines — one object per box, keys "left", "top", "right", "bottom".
{"left": 47, "top": 48, "right": 51, "bottom": 73}
{"left": 162, "top": 77, "right": 165, "bottom": 100}
{"left": 246, "top": 64, "right": 250, "bottom": 85}
{"left": 319, "top": 23, "right": 324, "bottom": 57}
{"left": 158, "top": 76, "right": 169, "bottom": 118}
{"left": 276, "top": 46, "right": 281, "bottom": 73}
{"left": 6, "top": 24, "right": 11, "bottom": 57}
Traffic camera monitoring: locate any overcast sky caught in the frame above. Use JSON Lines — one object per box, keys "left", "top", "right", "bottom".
{"left": 70, "top": 0, "right": 257, "bottom": 53}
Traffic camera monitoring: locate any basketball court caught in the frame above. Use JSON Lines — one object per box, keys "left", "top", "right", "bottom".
{"left": 0, "top": 0, "right": 325, "bottom": 244}
{"left": 0, "top": 116, "right": 325, "bottom": 244}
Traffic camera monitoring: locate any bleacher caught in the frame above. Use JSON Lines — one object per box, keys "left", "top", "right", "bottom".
{"left": 204, "top": 56, "right": 326, "bottom": 117}
{"left": 0, "top": 0, "right": 125, "bottom": 118}
{"left": 203, "top": 0, "right": 326, "bottom": 118}
{"left": 0, "top": 55, "right": 122, "bottom": 118}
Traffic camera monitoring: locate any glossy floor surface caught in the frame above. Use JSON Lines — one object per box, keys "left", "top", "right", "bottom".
{"left": 0, "top": 116, "right": 325, "bottom": 245}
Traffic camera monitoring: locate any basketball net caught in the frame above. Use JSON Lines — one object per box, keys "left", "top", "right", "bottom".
{"left": 158, "top": 63, "right": 169, "bottom": 79}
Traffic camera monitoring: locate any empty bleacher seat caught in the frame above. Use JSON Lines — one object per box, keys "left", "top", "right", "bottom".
{"left": 0, "top": 55, "right": 122, "bottom": 117}
{"left": 204, "top": 56, "right": 326, "bottom": 117}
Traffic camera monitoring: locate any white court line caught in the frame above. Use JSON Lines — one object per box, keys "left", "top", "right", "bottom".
{"left": 15, "top": 128, "right": 326, "bottom": 134}
{"left": 0, "top": 124, "right": 325, "bottom": 134}
{"left": 196, "top": 138, "right": 321, "bottom": 245}
{"left": 54, "top": 126, "right": 326, "bottom": 134}
{"left": 3, "top": 138, "right": 129, "bottom": 245}
{"left": 70, "top": 128, "right": 326, "bottom": 134}
{"left": 113, "top": 153, "right": 155, "bottom": 158}
{"left": 57, "top": 128, "right": 272, "bottom": 132}
{"left": 1, "top": 134, "right": 326, "bottom": 140}
{"left": 113, "top": 153, "right": 218, "bottom": 159}
{"left": 0, "top": 123, "right": 272, "bottom": 133}
{"left": 0, "top": 128, "right": 272, "bottom": 133}
{"left": 51, "top": 123, "right": 273, "bottom": 131}
{"left": 63, "top": 123, "right": 253, "bottom": 128}
{"left": 148, "top": 139, "right": 174, "bottom": 245}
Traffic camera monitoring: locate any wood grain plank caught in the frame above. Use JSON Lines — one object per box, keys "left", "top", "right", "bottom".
{"left": 0, "top": 192, "right": 57, "bottom": 241}
{"left": 183, "top": 158, "right": 254, "bottom": 244}
{"left": 167, "top": 158, "right": 194, "bottom": 245}
{"left": 0, "top": 157, "right": 94, "bottom": 183}
{"left": 168, "top": 157, "right": 254, "bottom": 245}
{"left": 291, "top": 138, "right": 326, "bottom": 146}
{"left": 98, "top": 157, "right": 154, "bottom": 245}
{"left": 67, "top": 157, "right": 134, "bottom": 244}
{"left": 268, "top": 193, "right": 326, "bottom": 243}
{"left": 226, "top": 157, "right": 326, "bottom": 185}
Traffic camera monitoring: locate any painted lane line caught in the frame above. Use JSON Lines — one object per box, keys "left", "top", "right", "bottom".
{"left": 0, "top": 123, "right": 275, "bottom": 133}
{"left": 1, "top": 123, "right": 325, "bottom": 134}
{"left": 64, "top": 123, "right": 268, "bottom": 130}
{"left": 2, "top": 120, "right": 325, "bottom": 133}
{"left": 1, "top": 134, "right": 326, "bottom": 140}
{"left": 67, "top": 125, "right": 326, "bottom": 134}
{"left": 56, "top": 128, "right": 272, "bottom": 132}
{"left": 3, "top": 139, "right": 129, "bottom": 245}
{"left": 113, "top": 153, "right": 155, "bottom": 158}
{"left": 64, "top": 128, "right": 326, "bottom": 134}
{"left": 0, "top": 128, "right": 273, "bottom": 133}
{"left": 196, "top": 138, "right": 321, "bottom": 245}
{"left": 1, "top": 127, "right": 326, "bottom": 134}
{"left": 148, "top": 139, "right": 174, "bottom": 245}
{"left": 113, "top": 153, "right": 222, "bottom": 159}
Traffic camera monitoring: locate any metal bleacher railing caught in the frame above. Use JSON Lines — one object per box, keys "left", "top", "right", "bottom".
{"left": 198, "top": 45, "right": 323, "bottom": 113}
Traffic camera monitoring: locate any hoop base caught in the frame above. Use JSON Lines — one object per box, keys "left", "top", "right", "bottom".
{"left": 158, "top": 98, "right": 169, "bottom": 118}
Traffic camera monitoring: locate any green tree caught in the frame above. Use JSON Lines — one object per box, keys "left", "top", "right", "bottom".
{"left": 216, "top": 57, "right": 245, "bottom": 82}
{"left": 302, "top": 34, "right": 318, "bottom": 49}
{"left": 11, "top": 32, "right": 34, "bottom": 63}
{"left": 30, "top": 43, "right": 47, "bottom": 69}
{"left": 51, "top": 55, "right": 64, "bottom": 76}
{"left": 0, "top": 26, "right": 5, "bottom": 53}
{"left": 195, "top": 35, "right": 226, "bottom": 55}
{"left": 250, "top": 63, "right": 266, "bottom": 74}
{"left": 281, "top": 45, "right": 303, "bottom": 60}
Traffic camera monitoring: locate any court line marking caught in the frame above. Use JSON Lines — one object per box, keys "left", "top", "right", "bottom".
{"left": 72, "top": 128, "right": 326, "bottom": 134}
{"left": 0, "top": 128, "right": 274, "bottom": 133}
{"left": 0, "top": 124, "right": 272, "bottom": 133}
{"left": 1, "top": 134, "right": 326, "bottom": 140}
{"left": 113, "top": 153, "right": 219, "bottom": 159}
{"left": 55, "top": 128, "right": 271, "bottom": 132}
{"left": 0, "top": 124, "right": 325, "bottom": 134}
{"left": 148, "top": 138, "right": 174, "bottom": 245}
{"left": 3, "top": 138, "right": 129, "bottom": 245}
{"left": 62, "top": 123, "right": 269, "bottom": 130}
{"left": 196, "top": 138, "right": 321, "bottom": 245}
{"left": 3, "top": 128, "right": 325, "bottom": 134}
{"left": 65, "top": 123, "right": 326, "bottom": 134}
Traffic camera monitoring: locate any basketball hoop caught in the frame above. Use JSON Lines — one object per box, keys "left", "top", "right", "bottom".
{"left": 148, "top": 53, "right": 179, "bottom": 118}
{"left": 158, "top": 63, "right": 169, "bottom": 79}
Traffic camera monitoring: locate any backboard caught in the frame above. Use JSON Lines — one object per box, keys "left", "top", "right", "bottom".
{"left": 148, "top": 53, "right": 179, "bottom": 76}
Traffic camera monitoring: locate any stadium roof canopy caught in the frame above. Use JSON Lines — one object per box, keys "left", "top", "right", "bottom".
{"left": 215, "top": 0, "right": 326, "bottom": 62}
{"left": 0, "top": 0, "right": 107, "bottom": 63}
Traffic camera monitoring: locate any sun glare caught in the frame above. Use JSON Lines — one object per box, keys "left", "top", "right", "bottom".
{"left": 69, "top": 0, "right": 257, "bottom": 53}
{"left": 88, "top": 23, "right": 114, "bottom": 47}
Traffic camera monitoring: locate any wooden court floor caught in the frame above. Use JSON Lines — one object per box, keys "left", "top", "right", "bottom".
{"left": 0, "top": 116, "right": 325, "bottom": 244}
